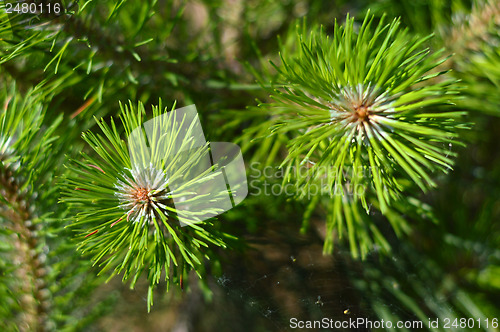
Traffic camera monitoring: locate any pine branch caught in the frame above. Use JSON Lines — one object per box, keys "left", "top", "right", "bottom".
{"left": 0, "top": 165, "right": 49, "bottom": 332}
{"left": 366, "top": 0, "right": 500, "bottom": 116}
{"left": 0, "top": 82, "right": 109, "bottom": 330}
{"left": 242, "top": 12, "right": 469, "bottom": 257}
{"left": 0, "top": 87, "right": 54, "bottom": 331}
{"left": 444, "top": 0, "right": 500, "bottom": 116}
{"left": 448, "top": 0, "right": 500, "bottom": 54}
{"left": 0, "top": 0, "right": 230, "bottom": 99}
{"left": 61, "top": 101, "right": 234, "bottom": 311}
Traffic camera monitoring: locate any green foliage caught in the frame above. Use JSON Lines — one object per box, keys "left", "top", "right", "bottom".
{"left": 446, "top": 0, "right": 500, "bottom": 116}
{"left": 0, "top": 83, "right": 108, "bottom": 331}
{"left": 244, "top": 13, "right": 468, "bottom": 257}
{"left": 368, "top": 0, "right": 500, "bottom": 116}
{"left": 61, "top": 101, "right": 232, "bottom": 311}
{"left": 0, "top": 0, "right": 499, "bottom": 330}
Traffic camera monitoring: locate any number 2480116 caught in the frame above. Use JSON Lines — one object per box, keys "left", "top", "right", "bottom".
{"left": 4, "top": 2, "right": 61, "bottom": 14}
